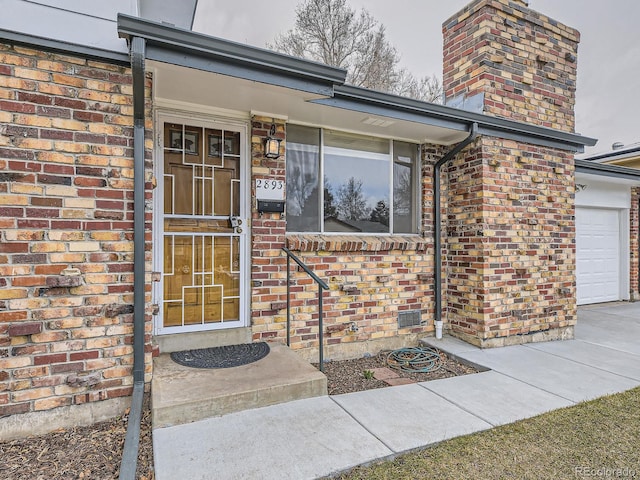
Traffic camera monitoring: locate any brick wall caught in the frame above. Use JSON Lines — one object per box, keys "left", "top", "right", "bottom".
{"left": 249, "top": 112, "right": 578, "bottom": 353}
{"left": 0, "top": 43, "right": 153, "bottom": 419}
{"left": 250, "top": 119, "right": 437, "bottom": 360}
{"left": 444, "top": 137, "right": 576, "bottom": 346}
{"left": 440, "top": 0, "right": 579, "bottom": 346}
{"left": 631, "top": 187, "right": 640, "bottom": 300}
{"left": 250, "top": 116, "right": 288, "bottom": 342}
{"left": 443, "top": 0, "right": 579, "bottom": 132}
{"left": 283, "top": 237, "right": 432, "bottom": 361}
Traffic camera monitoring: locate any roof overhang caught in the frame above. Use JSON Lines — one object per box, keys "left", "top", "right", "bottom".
{"left": 575, "top": 159, "right": 640, "bottom": 185}
{"left": 117, "top": 14, "right": 346, "bottom": 97}
{"left": 116, "top": 15, "right": 597, "bottom": 151}
{"left": 315, "top": 86, "right": 597, "bottom": 152}
{"left": 0, "top": 15, "right": 598, "bottom": 152}
{"left": 0, "top": 27, "right": 129, "bottom": 66}
{"left": 577, "top": 145, "right": 640, "bottom": 164}
{"left": 147, "top": 60, "right": 471, "bottom": 144}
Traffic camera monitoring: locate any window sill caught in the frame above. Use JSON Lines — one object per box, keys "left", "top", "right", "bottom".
{"left": 285, "top": 234, "right": 428, "bottom": 253}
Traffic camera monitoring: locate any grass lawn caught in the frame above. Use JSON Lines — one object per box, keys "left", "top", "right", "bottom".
{"left": 335, "top": 387, "right": 640, "bottom": 480}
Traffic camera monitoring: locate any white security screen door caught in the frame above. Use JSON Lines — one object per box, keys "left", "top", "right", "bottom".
{"left": 159, "top": 120, "right": 246, "bottom": 333}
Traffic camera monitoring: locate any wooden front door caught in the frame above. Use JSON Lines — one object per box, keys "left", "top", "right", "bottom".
{"left": 158, "top": 120, "right": 246, "bottom": 333}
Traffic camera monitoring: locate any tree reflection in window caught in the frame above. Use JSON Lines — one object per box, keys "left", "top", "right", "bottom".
{"left": 286, "top": 126, "right": 320, "bottom": 232}
{"left": 286, "top": 125, "right": 417, "bottom": 234}
{"left": 393, "top": 141, "right": 416, "bottom": 233}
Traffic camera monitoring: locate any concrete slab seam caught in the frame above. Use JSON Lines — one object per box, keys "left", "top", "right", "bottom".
{"left": 329, "top": 396, "right": 399, "bottom": 453}
{"left": 453, "top": 354, "right": 578, "bottom": 404}
{"left": 560, "top": 338, "right": 640, "bottom": 358}
{"left": 416, "top": 381, "right": 498, "bottom": 427}
{"left": 523, "top": 342, "right": 640, "bottom": 383}
{"left": 439, "top": 351, "right": 491, "bottom": 373}
{"left": 585, "top": 304, "right": 640, "bottom": 316}
{"left": 421, "top": 337, "right": 492, "bottom": 372}
{"left": 428, "top": 345, "right": 576, "bottom": 404}
{"left": 580, "top": 302, "right": 631, "bottom": 311}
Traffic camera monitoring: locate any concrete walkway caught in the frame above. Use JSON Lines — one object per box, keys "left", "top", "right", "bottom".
{"left": 153, "top": 303, "right": 640, "bottom": 479}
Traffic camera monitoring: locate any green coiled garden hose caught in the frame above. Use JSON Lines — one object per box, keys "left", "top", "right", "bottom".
{"left": 384, "top": 346, "right": 443, "bottom": 373}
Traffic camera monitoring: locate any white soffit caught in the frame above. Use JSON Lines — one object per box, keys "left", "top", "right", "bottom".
{"left": 149, "top": 61, "right": 468, "bottom": 145}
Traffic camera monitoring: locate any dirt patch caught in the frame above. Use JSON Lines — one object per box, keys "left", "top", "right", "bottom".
{"left": 315, "top": 348, "right": 479, "bottom": 395}
{"left": 0, "top": 393, "right": 154, "bottom": 480}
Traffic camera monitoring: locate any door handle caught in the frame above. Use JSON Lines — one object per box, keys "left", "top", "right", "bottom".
{"left": 229, "top": 216, "right": 244, "bottom": 233}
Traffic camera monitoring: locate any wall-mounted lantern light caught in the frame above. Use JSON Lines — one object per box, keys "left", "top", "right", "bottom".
{"left": 264, "top": 123, "right": 281, "bottom": 159}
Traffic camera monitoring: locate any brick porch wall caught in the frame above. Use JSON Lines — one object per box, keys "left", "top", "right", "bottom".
{"left": 250, "top": 116, "right": 287, "bottom": 343}
{"left": 250, "top": 119, "right": 438, "bottom": 361}
{"left": 282, "top": 237, "right": 433, "bottom": 361}
{"left": 631, "top": 187, "right": 640, "bottom": 300}
{"left": 0, "top": 43, "right": 153, "bottom": 418}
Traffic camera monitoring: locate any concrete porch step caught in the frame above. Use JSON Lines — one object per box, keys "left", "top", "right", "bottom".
{"left": 151, "top": 343, "right": 327, "bottom": 428}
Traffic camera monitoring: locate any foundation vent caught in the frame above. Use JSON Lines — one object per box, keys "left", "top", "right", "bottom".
{"left": 398, "top": 310, "right": 421, "bottom": 328}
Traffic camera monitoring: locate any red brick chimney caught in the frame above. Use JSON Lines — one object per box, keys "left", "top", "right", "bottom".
{"left": 438, "top": 0, "right": 580, "bottom": 347}
{"left": 443, "top": 0, "right": 579, "bottom": 132}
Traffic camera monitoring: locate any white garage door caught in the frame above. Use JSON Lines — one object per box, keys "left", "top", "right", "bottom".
{"left": 576, "top": 207, "right": 621, "bottom": 305}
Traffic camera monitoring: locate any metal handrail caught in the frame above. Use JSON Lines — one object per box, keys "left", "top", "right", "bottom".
{"left": 282, "top": 247, "right": 329, "bottom": 372}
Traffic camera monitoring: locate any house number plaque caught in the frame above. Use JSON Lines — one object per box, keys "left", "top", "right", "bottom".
{"left": 255, "top": 178, "right": 285, "bottom": 200}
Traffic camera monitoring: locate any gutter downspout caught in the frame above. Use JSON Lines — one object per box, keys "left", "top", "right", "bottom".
{"left": 119, "top": 35, "right": 146, "bottom": 480}
{"left": 433, "top": 123, "right": 478, "bottom": 339}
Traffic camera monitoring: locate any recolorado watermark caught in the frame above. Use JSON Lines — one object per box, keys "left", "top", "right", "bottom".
{"left": 575, "top": 466, "right": 637, "bottom": 478}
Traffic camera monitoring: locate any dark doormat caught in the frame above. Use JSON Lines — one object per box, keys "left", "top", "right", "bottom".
{"left": 170, "top": 342, "right": 270, "bottom": 369}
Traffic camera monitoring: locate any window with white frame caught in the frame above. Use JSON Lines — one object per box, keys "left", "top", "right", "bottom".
{"left": 286, "top": 125, "right": 419, "bottom": 234}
